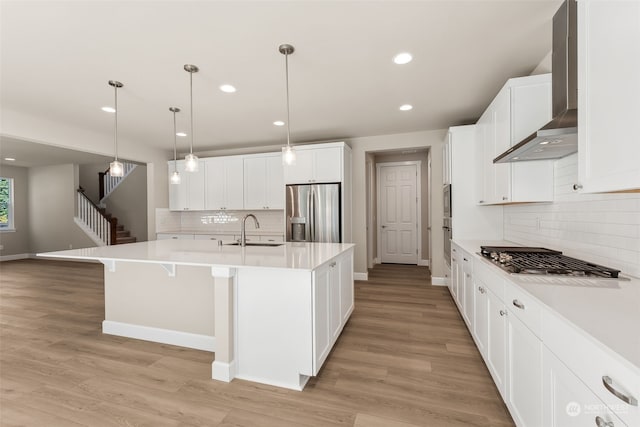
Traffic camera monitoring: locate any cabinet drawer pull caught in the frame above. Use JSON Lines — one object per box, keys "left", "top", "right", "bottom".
{"left": 478, "top": 286, "right": 485, "bottom": 294}
{"left": 573, "top": 183, "right": 583, "bottom": 191}
{"left": 330, "top": 262, "right": 337, "bottom": 268}
{"left": 512, "top": 299, "right": 525, "bottom": 310}
{"left": 463, "top": 257, "right": 468, "bottom": 262}
{"left": 452, "top": 257, "right": 457, "bottom": 262}
{"left": 479, "top": 200, "right": 484, "bottom": 204}
{"left": 502, "top": 196, "right": 508, "bottom": 201}
{"left": 602, "top": 376, "right": 638, "bottom": 406}
{"left": 499, "top": 310, "right": 507, "bottom": 317}
{"left": 595, "top": 416, "right": 614, "bottom": 427}
{"left": 452, "top": 248, "right": 457, "bottom": 252}
{"left": 465, "top": 274, "right": 471, "bottom": 278}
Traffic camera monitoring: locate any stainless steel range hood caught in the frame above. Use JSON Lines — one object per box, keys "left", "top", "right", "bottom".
{"left": 495, "top": 0, "right": 577, "bottom": 164}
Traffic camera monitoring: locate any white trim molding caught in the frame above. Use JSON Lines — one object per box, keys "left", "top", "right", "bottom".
{"left": 0, "top": 253, "right": 29, "bottom": 262}
{"left": 354, "top": 272, "right": 368, "bottom": 281}
{"left": 212, "top": 360, "right": 236, "bottom": 382}
{"left": 102, "top": 320, "right": 216, "bottom": 352}
{"left": 431, "top": 276, "right": 449, "bottom": 287}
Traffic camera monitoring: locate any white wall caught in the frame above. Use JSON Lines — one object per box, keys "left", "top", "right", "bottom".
{"left": 504, "top": 154, "right": 640, "bottom": 278}
{"left": 1, "top": 108, "right": 169, "bottom": 240}
{"left": 104, "top": 165, "right": 148, "bottom": 242}
{"left": 0, "top": 164, "right": 30, "bottom": 256}
{"left": 28, "top": 164, "right": 96, "bottom": 253}
{"left": 347, "top": 129, "right": 447, "bottom": 278}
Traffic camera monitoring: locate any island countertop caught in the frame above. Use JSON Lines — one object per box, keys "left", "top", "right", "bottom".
{"left": 39, "top": 240, "right": 355, "bottom": 271}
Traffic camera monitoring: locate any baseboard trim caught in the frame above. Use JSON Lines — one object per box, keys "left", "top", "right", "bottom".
{"left": 354, "top": 272, "right": 368, "bottom": 281}
{"left": 431, "top": 276, "right": 449, "bottom": 287}
{"left": 212, "top": 360, "right": 236, "bottom": 382}
{"left": 0, "top": 253, "right": 30, "bottom": 262}
{"left": 374, "top": 257, "right": 380, "bottom": 264}
{"left": 418, "top": 259, "right": 430, "bottom": 267}
{"left": 102, "top": 320, "right": 215, "bottom": 352}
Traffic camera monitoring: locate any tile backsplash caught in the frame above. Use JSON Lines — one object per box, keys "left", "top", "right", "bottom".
{"left": 504, "top": 154, "right": 640, "bottom": 278}
{"left": 156, "top": 209, "right": 285, "bottom": 235}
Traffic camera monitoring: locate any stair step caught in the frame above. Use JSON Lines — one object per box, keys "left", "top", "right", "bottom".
{"left": 115, "top": 236, "right": 136, "bottom": 244}
{"left": 116, "top": 230, "right": 130, "bottom": 237}
{"left": 116, "top": 225, "right": 125, "bottom": 231}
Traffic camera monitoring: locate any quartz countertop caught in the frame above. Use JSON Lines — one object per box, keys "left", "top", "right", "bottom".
{"left": 39, "top": 240, "right": 355, "bottom": 271}
{"left": 157, "top": 230, "right": 284, "bottom": 236}
{"left": 454, "top": 239, "right": 640, "bottom": 373}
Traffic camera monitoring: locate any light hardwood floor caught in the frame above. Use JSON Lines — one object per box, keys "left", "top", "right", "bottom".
{"left": 0, "top": 260, "right": 514, "bottom": 426}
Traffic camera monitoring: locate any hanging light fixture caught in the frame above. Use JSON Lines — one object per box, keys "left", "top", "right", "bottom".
{"left": 108, "top": 80, "right": 124, "bottom": 177}
{"left": 169, "top": 107, "right": 181, "bottom": 185}
{"left": 183, "top": 64, "right": 200, "bottom": 172}
{"left": 279, "top": 44, "right": 296, "bottom": 165}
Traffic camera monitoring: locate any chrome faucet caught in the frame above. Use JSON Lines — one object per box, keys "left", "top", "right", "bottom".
{"left": 240, "top": 214, "right": 260, "bottom": 247}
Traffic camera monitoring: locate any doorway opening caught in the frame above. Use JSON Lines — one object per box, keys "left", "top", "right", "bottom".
{"left": 366, "top": 148, "right": 431, "bottom": 269}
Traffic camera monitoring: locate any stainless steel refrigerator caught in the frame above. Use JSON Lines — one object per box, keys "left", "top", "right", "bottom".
{"left": 286, "top": 183, "right": 341, "bottom": 243}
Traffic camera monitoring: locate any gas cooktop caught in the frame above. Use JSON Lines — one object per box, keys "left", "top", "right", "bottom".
{"left": 480, "top": 246, "right": 621, "bottom": 279}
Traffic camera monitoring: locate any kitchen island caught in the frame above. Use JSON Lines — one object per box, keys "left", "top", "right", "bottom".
{"left": 39, "top": 240, "right": 355, "bottom": 390}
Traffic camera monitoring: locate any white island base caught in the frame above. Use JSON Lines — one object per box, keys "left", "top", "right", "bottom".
{"left": 40, "top": 240, "right": 354, "bottom": 391}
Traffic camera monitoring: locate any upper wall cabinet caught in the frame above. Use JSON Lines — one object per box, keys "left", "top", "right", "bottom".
{"left": 283, "top": 145, "right": 343, "bottom": 184}
{"left": 476, "top": 74, "right": 554, "bottom": 205}
{"left": 576, "top": 0, "right": 640, "bottom": 193}
{"left": 168, "top": 160, "right": 205, "bottom": 211}
{"left": 243, "top": 153, "right": 284, "bottom": 210}
{"left": 205, "top": 156, "right": 244, "bottom": 211}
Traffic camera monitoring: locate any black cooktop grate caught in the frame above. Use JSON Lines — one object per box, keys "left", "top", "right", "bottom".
{"left": 480, "top": 246, "right": 621, "bottom": 278}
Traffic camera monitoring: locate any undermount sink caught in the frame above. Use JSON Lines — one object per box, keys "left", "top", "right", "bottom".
{"left": 225, "top": 242, "right": 284, "bottom": 247}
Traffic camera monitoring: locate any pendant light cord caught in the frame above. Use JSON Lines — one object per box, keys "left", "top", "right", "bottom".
{"left": 285, "top": 52, "right": 291, "bottom": 147}
{"left": 114, "top": 85, "right": 119, "bottom": 161}
{"left": 189, "top": 71, "right": 194, "bottom": 155}
{"left": 173, "top": 110, "right": 178, "bottom": 172}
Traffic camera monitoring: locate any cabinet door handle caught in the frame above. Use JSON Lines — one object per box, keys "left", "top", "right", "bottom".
{"left": 330, "top": 262, "right": 337, "bottom": 268}
{"left": 452, "top": 257, "right": 457, "bottom": 262}
{"left": 595, "top": 416, "right": 614, "bottom": 427}
{"left": 573, "top": 183, "right": 583, "bottom": 191}
{"left": 479, "top": 200, "right": 484, "bottom": 204}
{"left": 502, "top": 196, "right": 508, "bottom": 201}
{"left": 602, "top": 376, "right": 638, "bottom": 406}
{"left": 499, "top": 310, "right": 507, "bottom": 317}
{"left": 477, "top": 286, "right": 485, "bottom": 294}
{"left": 452, "top": 248, "right": 457, "bottom": 253}
{"left": 463, "top": 257, "right": 468, "bottom": 262}
{"left": 465, "top": 274, "right": 471, "bottom": 278}
{"left": 512, "top": 299, "right": 525, "bottom": 310}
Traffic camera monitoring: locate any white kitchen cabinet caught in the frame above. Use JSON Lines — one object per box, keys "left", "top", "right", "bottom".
{"left": 259, "top": 235, "right": 284, "bottom": 243}
{"left": 473, "top": 276, "right": 489, "bottom": 358}
{"left": 312, "top": 250, "right": 353, "bottom": 375}
{"left": 476, "top": 74, "right": 554, "bottom": 205}
{"left": 506, "top": 309, "right": 543, "bottom": 427}
{"left": 486, "top": 287, "right": 507, "bottom": 399}
{"left": 204, "top": 156, "right": 244, "bottom": 210}
{"left": 168, "top": 160, "right": 205, "bottom": 211}
{"left": 450, "top": 247, "right": 460, "bottom": 303}
{"left": 577, "top": 0, "right": 640, "bottom": 193}
{"left": 462, "top": 254, "right": 474, "bottom": 328}
{"left": 243, "top": 153, "right": 284, "bottom": 210}
{"left": 542, "top": 347, "right": 627, "bottom": 427}
{"left": 193, "top": 234, "right": 228, "bottom": 242}
{"left": 443, "top": 138, "right": 451, "bottom": 185}
{"left": 283, "top": 145, "right": 343, "bottom": 184}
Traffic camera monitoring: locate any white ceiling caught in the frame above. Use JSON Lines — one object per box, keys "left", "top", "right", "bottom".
{"left": 0, "top": 0, "right": 560, "bottom": 160}
{"left": 0, "top": 136, "right": 114, "bottom": 168}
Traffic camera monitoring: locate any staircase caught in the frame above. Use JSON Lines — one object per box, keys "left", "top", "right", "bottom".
{"left": 75, "top": 189, "right": 136, "bottom": 246}
{"left": 98, "top": 208, "right": 137, "bottom": 245}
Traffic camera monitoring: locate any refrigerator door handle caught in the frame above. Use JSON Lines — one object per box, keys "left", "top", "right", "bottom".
{"left": 309, "top": 186, "right": 316, "bottom": 242}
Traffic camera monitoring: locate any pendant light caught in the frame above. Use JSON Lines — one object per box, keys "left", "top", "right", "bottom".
{"left": 108, "top": 80, "right": 124, "bottom": 177}
{"left": 184, "top": 64, "right": 200, "bottom": 172}
{"left": 279, "top": 44, "right": 296, "bottom": 165}
{"left": 169, "top": 107, "right": 181, "bottom": 184}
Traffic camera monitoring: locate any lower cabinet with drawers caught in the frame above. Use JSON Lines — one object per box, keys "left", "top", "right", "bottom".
{"left": 450, "top": 242, "right": 638, "bottom": 427}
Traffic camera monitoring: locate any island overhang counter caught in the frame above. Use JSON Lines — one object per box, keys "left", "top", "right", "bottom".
{"left": 39, "top": 240, "right": 355, "bottom": 391}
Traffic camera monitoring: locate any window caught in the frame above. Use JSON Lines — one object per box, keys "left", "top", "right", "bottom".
{"left": 0, "top": 177, "right": 14, "bottom": 230}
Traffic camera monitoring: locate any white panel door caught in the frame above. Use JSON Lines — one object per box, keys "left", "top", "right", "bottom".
{"left": 379, "top": 164, "right": 418, "bottom": 264}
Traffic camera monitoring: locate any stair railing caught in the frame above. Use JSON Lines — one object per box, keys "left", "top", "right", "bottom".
{"left": 76, "top": 189, "right": 117, "bottom": 245}
{"left": 99, "top": 162, "right": 137, "bottom": 202}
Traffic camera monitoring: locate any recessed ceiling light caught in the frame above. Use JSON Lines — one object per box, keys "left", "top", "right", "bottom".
{"left": 393, "top": 52, "right": 413, "bottom": 65}
{"left": 176, "top": 132, "right": 187, "bottom": 137}
{"left": 399, "top": 104, "right": 413, "bottom": 111}
{"left": 539, "top": 141, "right": 550, "bottom": 145}
{"left": 4, "top": 157, "right": 15, "bottom": 161}
{"left": 101, "top": 106, "right": 116, "bottom": 113}
{"left": 273, "top": 121, "right": 285, "bottom": 126}
{"left": 219, "top": 84, "right": 236, "bottom": 93}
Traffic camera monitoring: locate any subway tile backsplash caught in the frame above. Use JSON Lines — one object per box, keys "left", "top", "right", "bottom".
{"left": 504, "top": 154, "right": 640, "bottom": 278}
{"left": 156, "top": 208, "right": 285, "bottom": 235}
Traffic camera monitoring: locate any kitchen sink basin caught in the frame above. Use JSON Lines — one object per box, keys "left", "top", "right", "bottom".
{"left": 225, "top": 242, "right": 284, "bottom": 247}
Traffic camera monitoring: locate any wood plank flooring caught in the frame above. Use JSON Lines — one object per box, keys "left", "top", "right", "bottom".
{"left": 0, "top": 260, "right": 514, "bottom": 426}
